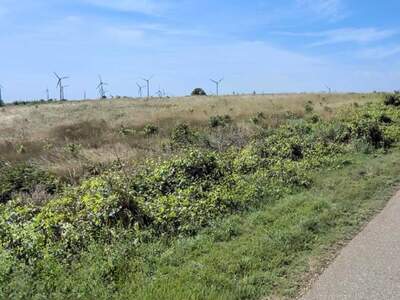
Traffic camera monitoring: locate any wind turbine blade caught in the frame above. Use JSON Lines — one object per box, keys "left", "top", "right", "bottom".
{"left": 54, "top": 72, "right": 60, "bottom": 79}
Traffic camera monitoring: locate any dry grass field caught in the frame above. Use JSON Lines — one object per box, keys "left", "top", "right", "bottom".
{"left": 0, "top": 93, "right": 376, "bottom": 180}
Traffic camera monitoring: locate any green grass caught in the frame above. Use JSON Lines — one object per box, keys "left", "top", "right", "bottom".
{"left": 3, "top": 149, "right": 400, "bottom": 300}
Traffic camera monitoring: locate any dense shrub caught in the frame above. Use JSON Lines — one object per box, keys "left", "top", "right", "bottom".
{"left": 347, "top": 113, "right": 393, "bottom": 149}
{"left": 314, "top": 122, "right": 350, "bottom": 144}
{"left": 384, "top": 94, "right": 400, "bottom": 107}
{"left": 170, "top": 123, "right": 196, "bottom": 145}
{"left": 191, "top": 88, "right": 207, "bottom": 96}
{"left": 0, "top": 162, "right": 59, "bottom": 204}
{"left": 304, "top": 103, "right": 314, "bottom": 114}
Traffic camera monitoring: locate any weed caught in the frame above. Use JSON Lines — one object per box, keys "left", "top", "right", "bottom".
{"left": 209, "top": 115, "right": 232, "bottom": 128}
{"left": 143, "top": 124, "right": 159, "bottom": 136}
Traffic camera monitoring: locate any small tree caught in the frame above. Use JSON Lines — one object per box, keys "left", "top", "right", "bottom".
{"left": 191, "top": 88, "right": 207, "bottom": 96}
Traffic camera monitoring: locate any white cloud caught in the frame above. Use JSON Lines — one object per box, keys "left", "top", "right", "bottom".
{"left": 273, "top": 28, "right": 397, "bottom": 46}
{"left": 82, "top": 0, "right": 162, "bottom": 14}
{"left": 296, "top": 0, "right": 347, "bottom": 21}
{"left": 105, "top": 27, "right": 145, "bottom": 42}
{"left": 358, "top": 45, "right": 400, "bottom": 60}
{"left": 311, "top": 28, "right": 397, "bottom": 46}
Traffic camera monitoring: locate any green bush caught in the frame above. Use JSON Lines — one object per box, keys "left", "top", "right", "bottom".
{"left": 170, "top": 123, "right": 196, "bottom": 146}
{"left": 304, "top": 103, "right": 314, "bottom": 114}
{"left": 209, "top": 115, "right": 232, "bottom": 128}
{"left": 64, "top": 143, "right": 82, "bottom": 157}
{"left": 314, "top": 122, "right": 351, "bottom": 144}
{"left": 143, "top": 124, "right": 159, "bottom": 136}
{"left": 309, "top": 114, "right": 321, "bottom": 124}
{"left": 250, "top": 112, "right": 266, "bottom": 125}
{"left": 350, "top": 118, "right": 391, "bottom": 149}
{"left": 384, "top": 94, "right": 400, "bottom": 107}
{"left": 0, "top": 162, "right": 59, "bottom": 204}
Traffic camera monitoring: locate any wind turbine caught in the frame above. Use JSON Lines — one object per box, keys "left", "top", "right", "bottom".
{"left": 136, "top": 83, "right": 145, "bottom": 98}
{"left": 155, "top": 85, "right": 163, "bottom": 98}
{"left": 45, "top": 88, "right": 50, "bottom": 101}
{"left": 325, "top": 85, "right": 332, "bottom": 94}
{"left": 54, "top": 72, "right": 69, "bottom": 100}
{"left": 142, "top": 76, "right": 153, "bottom": 99}
{"left": 61, "top": 85, "right": 69, "bottom": 100}
{"left": 210, "top": 78, "right": 224, "bottom": 96}
{"left": 0, "top": 84, "right": 3, "bottom": 102}
{"left": 97, "top": 75, "right": 108, "bottom": 99}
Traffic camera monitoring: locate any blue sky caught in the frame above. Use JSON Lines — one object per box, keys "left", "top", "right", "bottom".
{"left": 1, "top": 0, "right": 400, "bottom": 100}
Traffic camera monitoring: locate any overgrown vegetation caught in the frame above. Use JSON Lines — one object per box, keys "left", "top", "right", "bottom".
{"left": 0, "top": 93, "right": 372, "bottom": 179}
{"left": 1, "top": 93, "right": 400, "bottom": 299}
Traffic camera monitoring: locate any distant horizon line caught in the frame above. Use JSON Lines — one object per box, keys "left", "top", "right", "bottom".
{"left": 1, "top": 90, "right": 393, "bottom": 104}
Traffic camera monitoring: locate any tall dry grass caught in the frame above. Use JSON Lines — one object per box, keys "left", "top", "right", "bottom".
{"left": 0, "top": 93, "right": 378, "bottom": 180}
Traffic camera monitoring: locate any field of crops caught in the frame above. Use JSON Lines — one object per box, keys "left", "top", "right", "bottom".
{"left": 1, "top": 93, "right": 400, "bottom": 299}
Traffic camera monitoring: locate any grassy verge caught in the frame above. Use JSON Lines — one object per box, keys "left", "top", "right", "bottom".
{"left": 3, "top": 148, "right": 400, "bottom": 300}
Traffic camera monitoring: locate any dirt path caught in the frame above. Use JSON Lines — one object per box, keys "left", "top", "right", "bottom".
{"left": 301, "top": 190, "right": 400, "bottom": 300}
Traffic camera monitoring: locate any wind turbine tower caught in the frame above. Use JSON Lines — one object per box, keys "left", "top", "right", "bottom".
{"left": 61, "top": 85, "right": 69, "bottom": 100}
{"left": 136, "top": 83, "right": 145, "bottom": 98}
{"left": 54, "top": 72, "right": 69, "bottom": 100}
{"left": 0, "top": 85, "right": 3, "bottom": 102}
{"left": 156, "top": 85, "right": 163, "bottom": 98}
{"left": 325, "top": 85, "right": 332, "bottom": 94}
{"left": 142, "top": 76, "right": 153, "bottom": 99}
{"left": 210, "top": 78, "right": 224, "bottom": 96}
{"left": 97, "top": 75, "right": 108, "bottom": 99}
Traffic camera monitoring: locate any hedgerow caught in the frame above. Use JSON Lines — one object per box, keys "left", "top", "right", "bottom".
{"left": 1, "top": 96, "right": 400, "bottom": 264}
